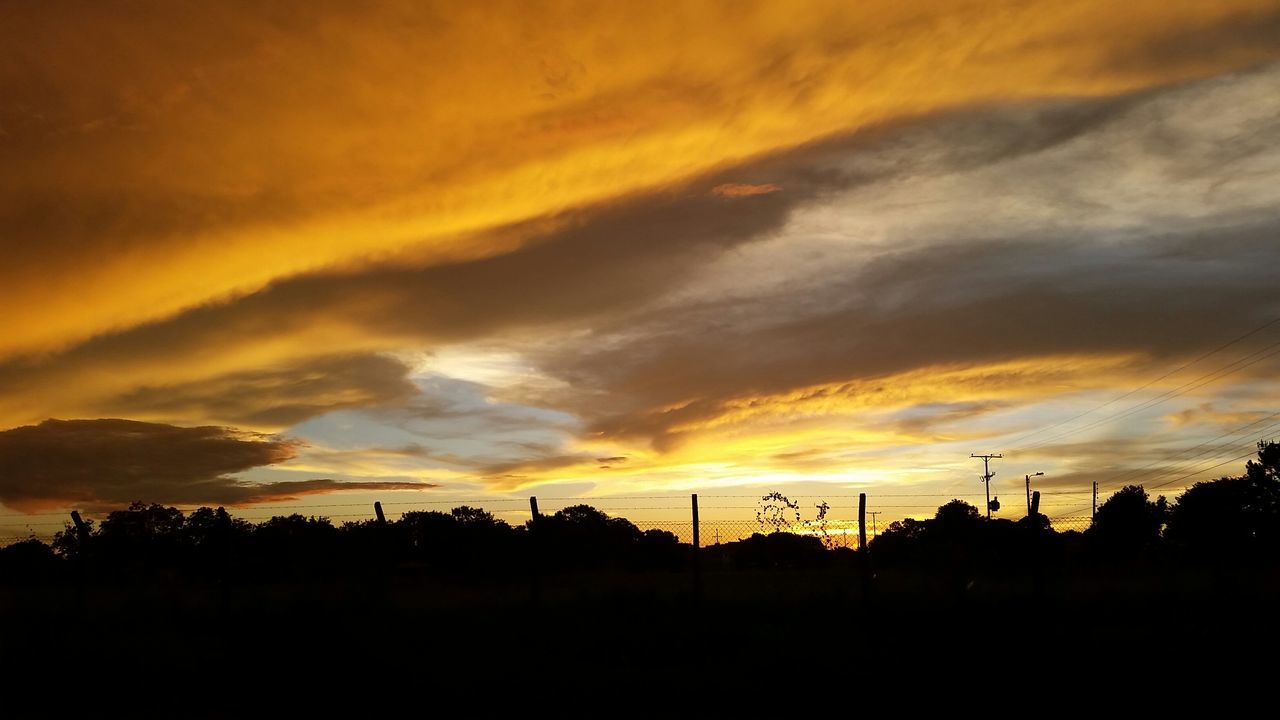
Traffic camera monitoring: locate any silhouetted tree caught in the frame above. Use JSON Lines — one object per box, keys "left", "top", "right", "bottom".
{"left": 1166, "top": 442, "right": 1280, "bottom": 556}
{"left": 383, "top": 506, "right": 520, "bottom": 573}
{"left": 530, "top": 504, "right": 671, "bottom": 570}
{"left": 1249, "top": 441, "right": 1280, "bottom": 481}
{"left": 934, "top": 500, "right": 982, "bottom": 533}
{"left": 867, "top": 500, "right": 983, "bottom": 566}
{"left": 252, "top": 514, "right": 339, "bottom": 575}
{"left": 90, "top": 502, "right": 187, "bottom": 571}
{"left": 181, "top": 506, "right": 253, "bottom": 575}
{"left": 1085, "top": 485, "right": 1166, "bottom": 555}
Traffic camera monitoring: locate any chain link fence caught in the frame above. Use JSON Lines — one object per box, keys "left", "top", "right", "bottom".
{"left": 0, "top": 495, "right": 1096, "bottom": 548}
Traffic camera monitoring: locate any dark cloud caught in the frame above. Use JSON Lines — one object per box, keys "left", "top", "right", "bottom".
{"left": 539, "top": 221, "right": 1280, "bottom": 448}
{"left": 474, "top": 454, "right": 601, "bottom": 487}
{"left": 0, "top": 419, "right": 432, "bottom": 511}
{"left": 103, "top": 354, "right": 418, "bottom": 429}
{"left": 1107, "top": 5, "right": 1280, "bottom": 75}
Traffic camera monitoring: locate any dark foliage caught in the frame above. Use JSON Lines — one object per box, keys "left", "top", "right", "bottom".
{"left": 1165, "top": 442, "right": 1280, "bottom": 557}
{"left": 869, "top": 499, "right": 1059, "bottom": 572}
{"left": 0, "top": 538, "right": 59, "bottom": 583}
{"left": 1085, "top": 485, "right": 1167, "bottom": 556}
{"left": 6, "top": 442, "right": 1279, "bottom": 583}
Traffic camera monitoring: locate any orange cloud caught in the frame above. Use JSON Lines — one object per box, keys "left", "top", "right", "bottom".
{"left": 2, "top": 0, "right": 1277, "bottom": 359}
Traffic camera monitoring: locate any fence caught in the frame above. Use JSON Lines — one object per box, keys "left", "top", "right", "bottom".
{"left": 0, "top": 492, "right": 1095, "bottom": 548}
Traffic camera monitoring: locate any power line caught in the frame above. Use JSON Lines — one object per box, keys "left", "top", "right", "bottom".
{"left": 1015, "top": 334, "right": 1280, "bottom": 452}
{"left": 1002, "top": 316, "right": 1280, "bottom": 448}
{"left": 1098, "top": 414, "right": 1280, "bottom": 492}
{"left": 1145, "top": 447, "right": 1264, "bottom": 492}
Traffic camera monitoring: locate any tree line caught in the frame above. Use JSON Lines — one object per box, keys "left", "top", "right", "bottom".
{"left": 2, "top": 442, "right": 1277, "bottom": 582}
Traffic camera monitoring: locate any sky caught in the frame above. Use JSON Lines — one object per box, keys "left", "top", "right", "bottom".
{"left": 3, "top": 0, "right": 1280, "bottom": 537}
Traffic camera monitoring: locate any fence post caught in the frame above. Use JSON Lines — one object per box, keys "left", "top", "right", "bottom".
{"left": 691, "top": 493, "right": 702, "bottom": 598}
{"left": 528, "top": 496, "right": 542, "bottom": 605}
{"left": 1030, "top": 491, "right": 1040, "bottom": 516}
{"left": 374, "top": 501, "right": 386, "bottom": 525}
{"left": 70, "top": 510, "right": 90, "bottom": 542}
{"left": 858, "top": 493, "right": 867, "bottom": 551}
{"left": 691, "top": 493, "right": 700, "bottom": 549}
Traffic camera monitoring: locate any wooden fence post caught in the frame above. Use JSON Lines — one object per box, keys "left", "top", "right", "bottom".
{"left": 691, "top": 493, "right": 700, "bottom": 549}
{"left": 691, "top": 493, "right": 702, "bottom": 599}
{"left": 858, "top": 493, "right": 867, "bottom": 551}
{"left": 70, "top": 511, "right": 89, "bottom": 545}
{"left": 374, "top": 501, "right": 386, "bottom": 525}
{"left": 528, "top": 496, "right": 542, "bottom": 605}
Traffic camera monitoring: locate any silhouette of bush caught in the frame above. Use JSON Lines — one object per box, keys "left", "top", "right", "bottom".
{"left": 720, "top": 531, "right": 828, "bottom": 570}
{"left": 0, "top": 539, "right": 59, "bottom": 583}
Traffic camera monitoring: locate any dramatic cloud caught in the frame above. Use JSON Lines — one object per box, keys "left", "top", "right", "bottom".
{"left": 0, "top": 419, "right": 432, "bottom": 511}
{"left": 2, "top": 1, "right": 1276, "bottom": 361}
{"left": 3, "top": 5, "right": 1280, "bottom": 517}
{"left": 1, "top": 65, "right": 1278, "bottom": 502}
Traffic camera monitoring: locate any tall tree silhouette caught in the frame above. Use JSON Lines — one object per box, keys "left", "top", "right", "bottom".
{"left": 1166, "top": 442, "right": 1280, "bottom": 556}
{"left": 1086, "top": 485, "right": 1166, "bottom": 555}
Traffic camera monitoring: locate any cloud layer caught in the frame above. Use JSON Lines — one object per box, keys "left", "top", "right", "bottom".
{"left": 3, "top": 0, "right": 1277, "bottom": 360}
{"left": 2, "top": 5, "right": 1280, "bottom": 511}
{"left": 0, "top": 419, "right": 431, "bottom": 510}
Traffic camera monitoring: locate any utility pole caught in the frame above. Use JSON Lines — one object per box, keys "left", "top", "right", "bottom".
{"left": 971, "top": 453, "right": 1003, "bottom": 519}
{"left": 1092, "top": 481, "right": 1098, "bottom": 522}
{"left": 867, "top": 511, "right": 881, "bottom": 539}
{"left": 1025, "top": 472, "right": 1043, "bottom": 516}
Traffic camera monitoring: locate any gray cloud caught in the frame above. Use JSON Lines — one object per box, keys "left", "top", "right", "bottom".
{"left": 0, "top": 418, "right": 433, "bottom": 510}
{"left": 515, "top": 64, "right": 1280, "bottom": 447}
{"left": 103, "top": 353, "right": 418, "bottom": 429}
{"left": 538, "top": 220, "right": 1280, "bottom": 448}
{"left": 1106, "top": 5, "right": 1280, "bottom": 75}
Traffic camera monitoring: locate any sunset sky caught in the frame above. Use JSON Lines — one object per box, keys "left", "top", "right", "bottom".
{"left": 3, "top": 1, "right": 1280, "bottom": 536}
